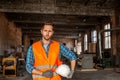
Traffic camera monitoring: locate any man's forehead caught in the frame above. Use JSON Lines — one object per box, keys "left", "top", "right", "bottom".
{"left": 43, "top": 25, "right": 53, "bottom": 29}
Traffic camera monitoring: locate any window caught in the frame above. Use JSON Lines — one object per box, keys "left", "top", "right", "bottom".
{"left": 76, "top": 42, "right": 82, "bottom": 55}
{"left": 104, "top": 23, "right": 111, "bottom": 49}
{"left": 84, "top": 34, "right": 88, "bottom": 51}
{"left": 91, "top": 30, "right": 97, "bottom": 43}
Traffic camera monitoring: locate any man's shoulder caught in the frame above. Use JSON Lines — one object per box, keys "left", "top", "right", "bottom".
{"left": 32, "top": 41, "right": 41, "bottom": 46}
{"left": 52, "top": 40, "right": 60, "bottom": 44}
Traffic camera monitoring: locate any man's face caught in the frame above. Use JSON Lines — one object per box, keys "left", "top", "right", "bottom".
{"left": 41, "top": 24, "right": 54, "bottom": 41}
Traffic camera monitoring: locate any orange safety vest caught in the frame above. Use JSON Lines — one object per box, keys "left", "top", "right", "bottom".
{"left": 32, "top": 40, "right": 62, "bottom": 80}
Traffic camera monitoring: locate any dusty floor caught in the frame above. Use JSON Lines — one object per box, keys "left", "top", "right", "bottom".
{"left": 0, "top": 69, "right": 120, "bottom": 80}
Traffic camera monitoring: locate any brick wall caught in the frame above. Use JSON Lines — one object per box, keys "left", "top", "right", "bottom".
{"left": 0, "top": 13, "right": 8, "bottom": 55}
{"left": 7, "top": 22, "right": 22, "bottom": 47}
{"left": 0, "top": 13, "right": 22, "bottom": 56}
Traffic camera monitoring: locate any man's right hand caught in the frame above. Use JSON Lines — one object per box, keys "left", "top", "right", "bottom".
{"left": 42, "top": 70, "right": 53, "bottom": 78}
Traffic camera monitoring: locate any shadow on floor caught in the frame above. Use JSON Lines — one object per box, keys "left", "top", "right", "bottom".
{"left": 0, "top": 69, "right": 120, "bottom": 80}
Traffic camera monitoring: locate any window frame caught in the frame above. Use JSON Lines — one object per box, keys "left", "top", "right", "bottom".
{"left": 104, "top": 23, "right": 111, "bottom": 49}
{"left": 84, "top": 34, "right": 88, "bottom": 51}
{"left": 91, "top": 30, "right": 97, "bottom": 43}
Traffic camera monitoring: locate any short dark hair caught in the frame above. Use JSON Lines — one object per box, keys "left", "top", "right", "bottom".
{"left": 41, "top": 22, "right": 54, "bottom": 30}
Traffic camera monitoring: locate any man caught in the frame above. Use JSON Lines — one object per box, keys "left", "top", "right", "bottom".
{"left": 26, "top": 23, "right": 77, "bottom": 80}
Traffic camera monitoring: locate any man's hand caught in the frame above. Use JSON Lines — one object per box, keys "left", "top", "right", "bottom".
{"left": 42, "top": 70, "right": 53, "bottom": 78}
{"left": 67, "top": 70, "right": 74, "bottom": 79}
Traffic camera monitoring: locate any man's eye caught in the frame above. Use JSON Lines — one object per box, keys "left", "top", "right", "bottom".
{"left": 44, "top": 30, "right": 47, "bottom": 32}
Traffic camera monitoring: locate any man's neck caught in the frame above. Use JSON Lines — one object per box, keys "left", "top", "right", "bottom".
{"left": 42, "top": 38, "right": 50, "bottom": 44}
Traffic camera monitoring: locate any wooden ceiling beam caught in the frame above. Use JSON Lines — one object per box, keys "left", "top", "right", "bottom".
{"left": 15, "top": 21, "right": 98, "bottom": 26}
{"left": 23, "top": 31, "right": 81, "bottom": 35}
{"left": 0, "top": 0, "right": 114, "bottom": 16}
{"left": 29, "top": 35, "right": 80, "bottom": 39}
{"left": 22, "top": 28, "right": 86, "bottom": 31}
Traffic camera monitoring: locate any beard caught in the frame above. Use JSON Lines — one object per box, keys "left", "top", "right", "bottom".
{"left": 43, "top": 35, "right": 51, "bottom": 41}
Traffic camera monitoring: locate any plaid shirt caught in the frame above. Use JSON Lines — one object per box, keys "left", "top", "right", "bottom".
{"left": 26, "top": 42, "right": 77, "bottom": 74}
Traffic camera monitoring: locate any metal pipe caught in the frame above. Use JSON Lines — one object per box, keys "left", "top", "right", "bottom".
{"left": 98, "top": 28, "right": 120, "bottom": 59}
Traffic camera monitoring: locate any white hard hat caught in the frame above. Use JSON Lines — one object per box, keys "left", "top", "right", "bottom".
{"left": 56, "top": 64, "right": 70, "bottom": 78}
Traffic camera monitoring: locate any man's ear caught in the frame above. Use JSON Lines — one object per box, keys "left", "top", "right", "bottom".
{"left": 53, "top": 31, "right": 54, "bottom": 34}
{"left": 40, "top": 30, "right": 42, "bottom": 34}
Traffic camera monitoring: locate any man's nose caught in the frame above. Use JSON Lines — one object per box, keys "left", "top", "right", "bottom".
{"left": 46, "top": 31, "right": 49, "bottom": 34}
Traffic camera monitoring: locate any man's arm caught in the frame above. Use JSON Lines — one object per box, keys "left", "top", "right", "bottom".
{"left": 26, "top": 46, "right": 53, "bottom": 77}
{"left": 60, "top": 43, "right": 77, "bottom": 78}
{"left": 32, "top": 69, "right": 42, "bottom": 75}
{"left": 26, "top": 46, "right": 35, "bottom": 73}
{"left": 70, "top": 60, "right": 76, "bottom": 71}
{"left": 26, "top": 46, "right": 42, "bottom": 75}
{"left": 60, "top": 43, "right": 77, "bottom": 71}
{"left": 67, "top": 60, "right": 76, "bottom": 78}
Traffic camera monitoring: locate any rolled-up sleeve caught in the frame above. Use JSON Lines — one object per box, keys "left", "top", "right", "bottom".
{"left": 60, "top": 43, "right": 77, "bottom": 60}
{"left": 26, "top": 46, "right": 34, "bottom": 74}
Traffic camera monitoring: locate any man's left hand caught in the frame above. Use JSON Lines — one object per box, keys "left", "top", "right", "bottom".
{"left": 67, "top": 70, "right": 74, "bottom": 79}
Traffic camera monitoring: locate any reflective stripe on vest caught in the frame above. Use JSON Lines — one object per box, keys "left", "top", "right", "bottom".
{"left": 35, "top": 65, "right": 58, "bottom": 70}
{"left": 33, "top": 65, "right": 58, "bottom": 79}
{"left": 32, "top": 72, "right": 57, "bottom": 78}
